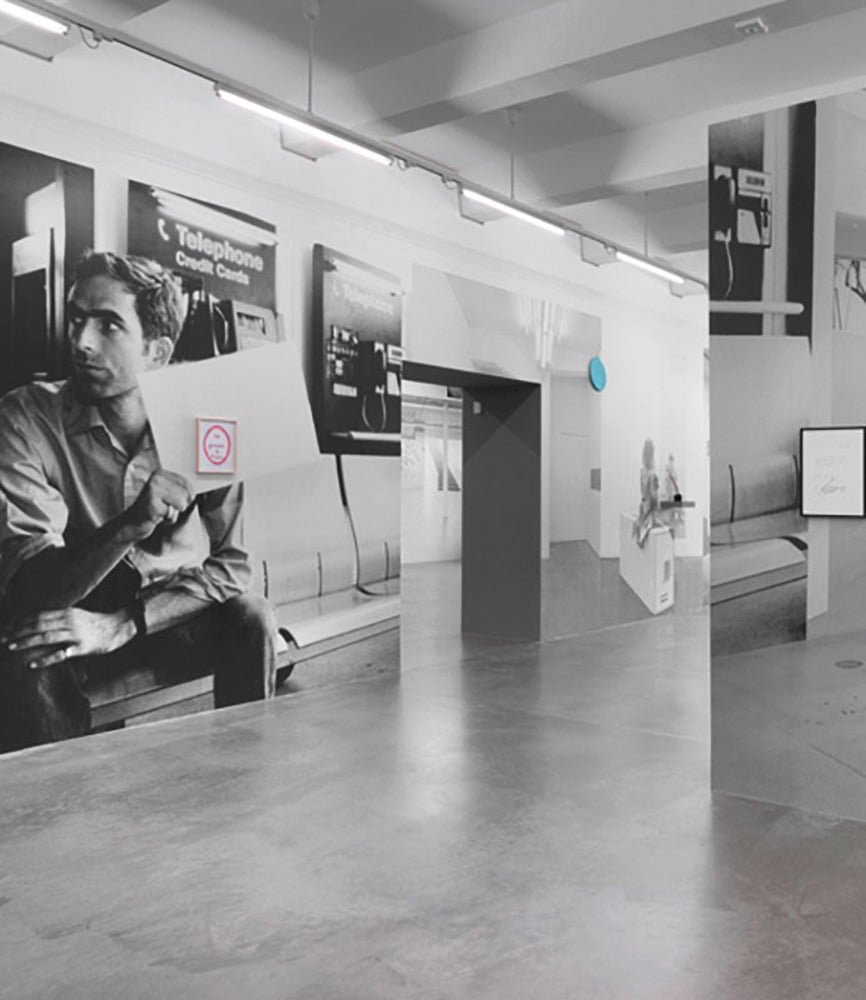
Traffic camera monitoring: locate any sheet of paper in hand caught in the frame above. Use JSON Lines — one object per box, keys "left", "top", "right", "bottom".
{"left": 138, "top": 342, "right": 319, "bottom": 495}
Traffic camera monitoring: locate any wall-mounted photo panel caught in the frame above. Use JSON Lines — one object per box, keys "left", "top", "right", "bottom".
{"left": 709, "top": 93, "right": 866, "bottom": 826}
{"left": 800, "top": 426, "right": 866, "bottom": 517}
{"left": 311, "top": 244, "right": 403, "bottom": 457}
{"left": 709, "top": 103, "right": 816, "bottom": 664}
{"left": 128, "top": 181, "right": 280, "bottom": 359}
{"left": 0, "top": 154, "right": 403, "bottom": 756}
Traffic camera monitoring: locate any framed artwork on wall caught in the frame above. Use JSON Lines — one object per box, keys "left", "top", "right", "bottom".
{"left": 800, "top": 426, "right": 866, "bottom": 517}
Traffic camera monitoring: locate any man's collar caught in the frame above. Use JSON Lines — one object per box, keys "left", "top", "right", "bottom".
{"left": 60, "top": 380, "right": 156, "bottom": 455}
{"left": 61, "top": 380, "right": 104, "bottom": 436}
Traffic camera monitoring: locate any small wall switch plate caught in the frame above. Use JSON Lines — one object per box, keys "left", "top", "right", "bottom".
{"left": 473, "top": 401, "right": 483, "bottom": 415}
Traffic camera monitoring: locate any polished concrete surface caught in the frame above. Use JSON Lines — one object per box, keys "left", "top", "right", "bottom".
{"left": 714, "top": 627, "right": 866, "bottom": 823}
{"left": 541, "top": 541, "right": 705, "bottom": 640}
{"left": 541, "top": 540, "right": 651, "bottom": 638}
{"left": 3, "top": 565, "right": 866, "bottom": 997}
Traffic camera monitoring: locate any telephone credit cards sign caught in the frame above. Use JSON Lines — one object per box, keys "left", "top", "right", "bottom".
{"left": 128, "top": 181, "right": 277, "bottom": 309}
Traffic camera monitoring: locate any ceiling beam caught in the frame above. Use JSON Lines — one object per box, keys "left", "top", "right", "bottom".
{"left": 311, "top": 0, "right": 770, "bottom": 133}
{"left": 313, "top": 0, "right": 866, "bottom": 137}
{"left": 504, "top": 116, "right": 708, "bottom": 209}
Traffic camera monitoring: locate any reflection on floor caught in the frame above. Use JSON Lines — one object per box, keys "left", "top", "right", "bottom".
{"left": 541, "top": 540, "right": 705, "bottom": 640}
{"left": 5, "top": 565, "right": 866, "bottom": 996}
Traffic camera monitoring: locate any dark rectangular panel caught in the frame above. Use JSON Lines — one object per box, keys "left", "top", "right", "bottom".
{"left": 462, "top": 384, "right": 541, "bottom": 640}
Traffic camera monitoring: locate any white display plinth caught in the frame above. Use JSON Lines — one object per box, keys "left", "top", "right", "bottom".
{"left": 619, "top": 514, "right": 674, "bottom": 615}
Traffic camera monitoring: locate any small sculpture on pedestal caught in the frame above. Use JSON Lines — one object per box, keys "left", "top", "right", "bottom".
{"left": 663, "top": 451, "right": 686, "bottom": 538}
{"left": 634, "top": 437, "right": 662, "bottom": 548}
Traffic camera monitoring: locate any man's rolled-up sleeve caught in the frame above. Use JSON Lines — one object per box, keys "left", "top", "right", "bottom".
{"left": 0, "top": 409, "right": 68, "bottom": 600}
{"left": 150, "top": 483, "right": 251, "bottom": 604}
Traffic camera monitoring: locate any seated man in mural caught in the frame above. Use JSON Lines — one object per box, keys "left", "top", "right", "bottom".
{"left": 0, "top": 251, "right": 277, "bottom": 753}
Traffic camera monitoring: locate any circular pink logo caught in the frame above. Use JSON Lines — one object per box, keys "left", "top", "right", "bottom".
{"left": 203, "top": 424, "right": 232, "bottom": 466}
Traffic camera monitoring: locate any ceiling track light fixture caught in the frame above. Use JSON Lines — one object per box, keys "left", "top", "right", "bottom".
{"left": 4, "top": 0, "right": 705, "bottom": 293}
{"left": 461, "top": 188, "right": 566, "bottom": 237}
{"left": 615, "top": 251, "right": 685, "bottom": 285}
{"left": 0, "top": 0, "right": 67, "bottom": 34}
{"left": 215, "top": 87, "right": 393, "bottom": 166}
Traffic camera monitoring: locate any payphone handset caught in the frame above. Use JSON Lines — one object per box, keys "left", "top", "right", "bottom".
{"left": 326, "top": 326, "right": 403, "bottom": 433}
{"left": 357, "top": 339, "right": 387, "bottom": 395}
{"left": 712, "top": 164, "right": 772, "bottom": 247}
{"left": 177, "top": 284, "right": 229, "bottom": 361}
{"left": 327, "top": 327, "right": 392, "bottom": 396}
{"left": 385, "top": 343, "right": 403, "bottom": 397}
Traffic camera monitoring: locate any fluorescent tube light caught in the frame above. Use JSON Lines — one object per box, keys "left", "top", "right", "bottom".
{"left": 462, "top": 188, "right": 566, "bottom": 236}
{"left": 215, "top": 87, "right": 392, "bottom": 166}
{"left": 0, "top": 0, "right": 68, "bottom": 33}
{"left": 615, "top": 250, "right": 685, "bottom": 285}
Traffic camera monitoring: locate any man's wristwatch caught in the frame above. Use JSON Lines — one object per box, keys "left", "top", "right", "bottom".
{"left": 131, "top": 598, "right": 147, "bottom": 640}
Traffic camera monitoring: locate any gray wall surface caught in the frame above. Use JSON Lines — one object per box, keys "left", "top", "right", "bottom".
{"left": 462, "top": 384, "right": 542, "bottom": 640}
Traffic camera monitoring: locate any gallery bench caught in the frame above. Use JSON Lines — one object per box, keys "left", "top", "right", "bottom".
{"left": 89, "top": 536, "right": 401, "bottom": 730}
{"left": 710, "top": 453, "right": 807, "bottom": 652}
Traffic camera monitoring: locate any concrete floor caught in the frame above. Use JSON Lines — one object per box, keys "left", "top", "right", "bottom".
{"left": 3, "top": 565, "right": 866, "bottom": 997}
{"left": 714, "top": 627, "right": 866, "bottom": 823}
{"left": 541, "top": 540, "right": 651, "bottom": 639}
{"left": 540, "top": 541, "right": 705, "bottom": 640}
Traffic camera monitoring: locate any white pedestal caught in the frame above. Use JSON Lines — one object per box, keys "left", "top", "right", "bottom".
{"left": 619, "top": 514, "right": 674, "bottom": 614}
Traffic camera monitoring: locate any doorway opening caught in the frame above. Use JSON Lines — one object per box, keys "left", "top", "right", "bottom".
{"left": 401, "top": 361, "right": 542, "bottom": 644}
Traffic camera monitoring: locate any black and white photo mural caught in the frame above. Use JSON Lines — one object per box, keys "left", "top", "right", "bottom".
{"left": 128, "top": 182, "right": 281, "bottom": 358}
{"left": 711, "top": 95, "right": 866, "bottom": 822}
{"left": 0, "top": 148, "right": 402, "bottom": 754}
{"left": 709, "top": 102, "right": 815, "bottom": 658}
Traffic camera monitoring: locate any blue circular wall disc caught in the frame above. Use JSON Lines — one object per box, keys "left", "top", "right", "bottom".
{"left": 588, "top": 356, "right": 607, "bottom": 392}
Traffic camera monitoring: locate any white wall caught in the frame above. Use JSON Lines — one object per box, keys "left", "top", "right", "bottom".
{"left": 406, "top": 263, "right": 702, "bottom": 561}
{"left": 807, "top": 332, "right": 866, "bottom": 637}
{"left": 549, "top": 375, "right": 592, "bottom": 543}
{"left": 401, "top": 381, "right": 462, "bottom": 565}
{"left": 598, "top": 302, "right": 707, "bottom": 558}
{"left": 405, "top": 268, "right": 540, "bottom": 382}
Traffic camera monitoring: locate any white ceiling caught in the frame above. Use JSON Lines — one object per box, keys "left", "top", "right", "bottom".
{"left": 9, "top": 0, "right": 866, "bottom": 278}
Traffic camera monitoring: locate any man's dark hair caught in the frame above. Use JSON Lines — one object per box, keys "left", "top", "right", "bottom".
{"left": 74, "top": 251, "right": 184, "bottom": 345}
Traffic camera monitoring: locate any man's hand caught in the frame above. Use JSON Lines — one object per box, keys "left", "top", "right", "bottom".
{"left": 2, "top": 608, "right": 136, "bottom": 670}
{"left": 124, "top": 470, "right": 194, "bottom": 541}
